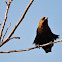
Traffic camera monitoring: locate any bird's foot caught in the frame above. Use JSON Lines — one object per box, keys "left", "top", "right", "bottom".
{"left": 36, "top": 45, "right": 40, "bottom": 49}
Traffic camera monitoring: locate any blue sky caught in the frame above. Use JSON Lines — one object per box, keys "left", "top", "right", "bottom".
{"left": 0, "top": 0, "right": 62, "bottom": 62}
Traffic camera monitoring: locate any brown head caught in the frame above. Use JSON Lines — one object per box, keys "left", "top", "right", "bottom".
{"left": 38, "top": 17, "right": 48, "bottom": 28}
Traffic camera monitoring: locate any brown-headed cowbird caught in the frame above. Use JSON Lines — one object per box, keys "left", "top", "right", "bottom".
{"left": 33, "top": 17, "right": 59, "bottom": 53}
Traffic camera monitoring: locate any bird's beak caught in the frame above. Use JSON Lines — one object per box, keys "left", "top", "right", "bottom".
{"left": 45, "top": 17, "right": 48, "bottom": 20}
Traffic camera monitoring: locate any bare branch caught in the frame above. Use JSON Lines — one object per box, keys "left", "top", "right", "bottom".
{"left": 9, "top": 37, "right": 20, "bottom": 40}
{"left": 0, "top": 39, "right": 62, "bottom": 53}
{"left": 0, "top": 0, "right": 13, "bottom": 39}
{"left": 0, "top": 0, "right": 34, "bottom": 47}
{"left": 1, "top": 23, "right": 11, "bottom": 42}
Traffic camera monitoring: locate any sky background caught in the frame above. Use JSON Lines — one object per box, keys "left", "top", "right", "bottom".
{"left": 0, "top": 0, "right": 62, "bottom": 62}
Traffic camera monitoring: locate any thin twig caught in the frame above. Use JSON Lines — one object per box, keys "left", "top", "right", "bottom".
{"left": 0, "top": 0, "right": 34, "bottom": 47}
{"left": 1, "top": 23, "right": 11, "bottom": 42}
{"left": 0, "top": 0, "right": 13, "bottom": 39}
{"left": 9, "top": 37, "right": 20, "bottom": 40}
{"left": 0, "top": 39, "right": 62, "bottom": 53}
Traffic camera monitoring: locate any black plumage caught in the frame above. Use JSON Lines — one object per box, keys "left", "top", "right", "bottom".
{"left": 33, "top": 17, "right": 59, "bottom": 53}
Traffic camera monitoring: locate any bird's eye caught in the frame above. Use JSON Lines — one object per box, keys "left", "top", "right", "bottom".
{"left": 42, "top": 17, "right": 45, "bottom": 20}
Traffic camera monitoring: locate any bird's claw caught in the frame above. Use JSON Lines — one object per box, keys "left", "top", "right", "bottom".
{"left": 36, "top": 45, "right": 40, "bottom": 49}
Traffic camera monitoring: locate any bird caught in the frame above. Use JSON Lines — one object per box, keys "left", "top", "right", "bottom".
{"left": 33, "top": 17, "right": 59, "bottom": 53}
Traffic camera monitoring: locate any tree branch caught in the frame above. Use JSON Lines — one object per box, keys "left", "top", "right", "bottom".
{"left": 0, "top": 39, "right": 62, "bottom": 53}
{"left": 0, "top": 0, "right": 34, "bottom": 47}
{"left": 1, "top": 23, "right": 11, "bottom": 42}
{"left": 8, "top": 37, "right": 20, "bottom": 40}
{"left": 0, "top": 0, "right": 13, "bottom": 39}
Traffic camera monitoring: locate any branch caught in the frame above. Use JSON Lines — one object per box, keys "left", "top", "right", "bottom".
{"left": 1, "top": 23, "right": 11, "bottom": 42}
{"left": 0, "top": 0, "right": 34, "bottom": 47}
{"left": 5, "top": 37, "right": 20, "bottom": 42}
{"left": 0, "top": 0, "right": 13, "bottom": 39}
{"left": 0, "top": 39, "right": 62, "bottom": 53}
{"left": 9, "top": 37, "right": 20, "bottom": 40}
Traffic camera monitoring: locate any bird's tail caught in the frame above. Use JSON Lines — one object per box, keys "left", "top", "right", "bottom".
{"left": 45, "top": 48, "right": 51, "bottom": 53}
{"left": 53, "top": 34, "right": 59, "bottom": 40}
{"left": 42, "top": 43, "right": 53, "bottom": 53}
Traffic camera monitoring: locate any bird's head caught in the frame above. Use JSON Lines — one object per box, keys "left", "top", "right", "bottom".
{"left": 37, "top": 17, "right": 48, "bottom": 32}
{"left": 39, "top": 17, "right": 48, "bottom": 26}
{"left": 42, "top": 17, "right": 48, "bottom": 20}
{"left": 41, "top": 17, "right": 48, "bottom": 23}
